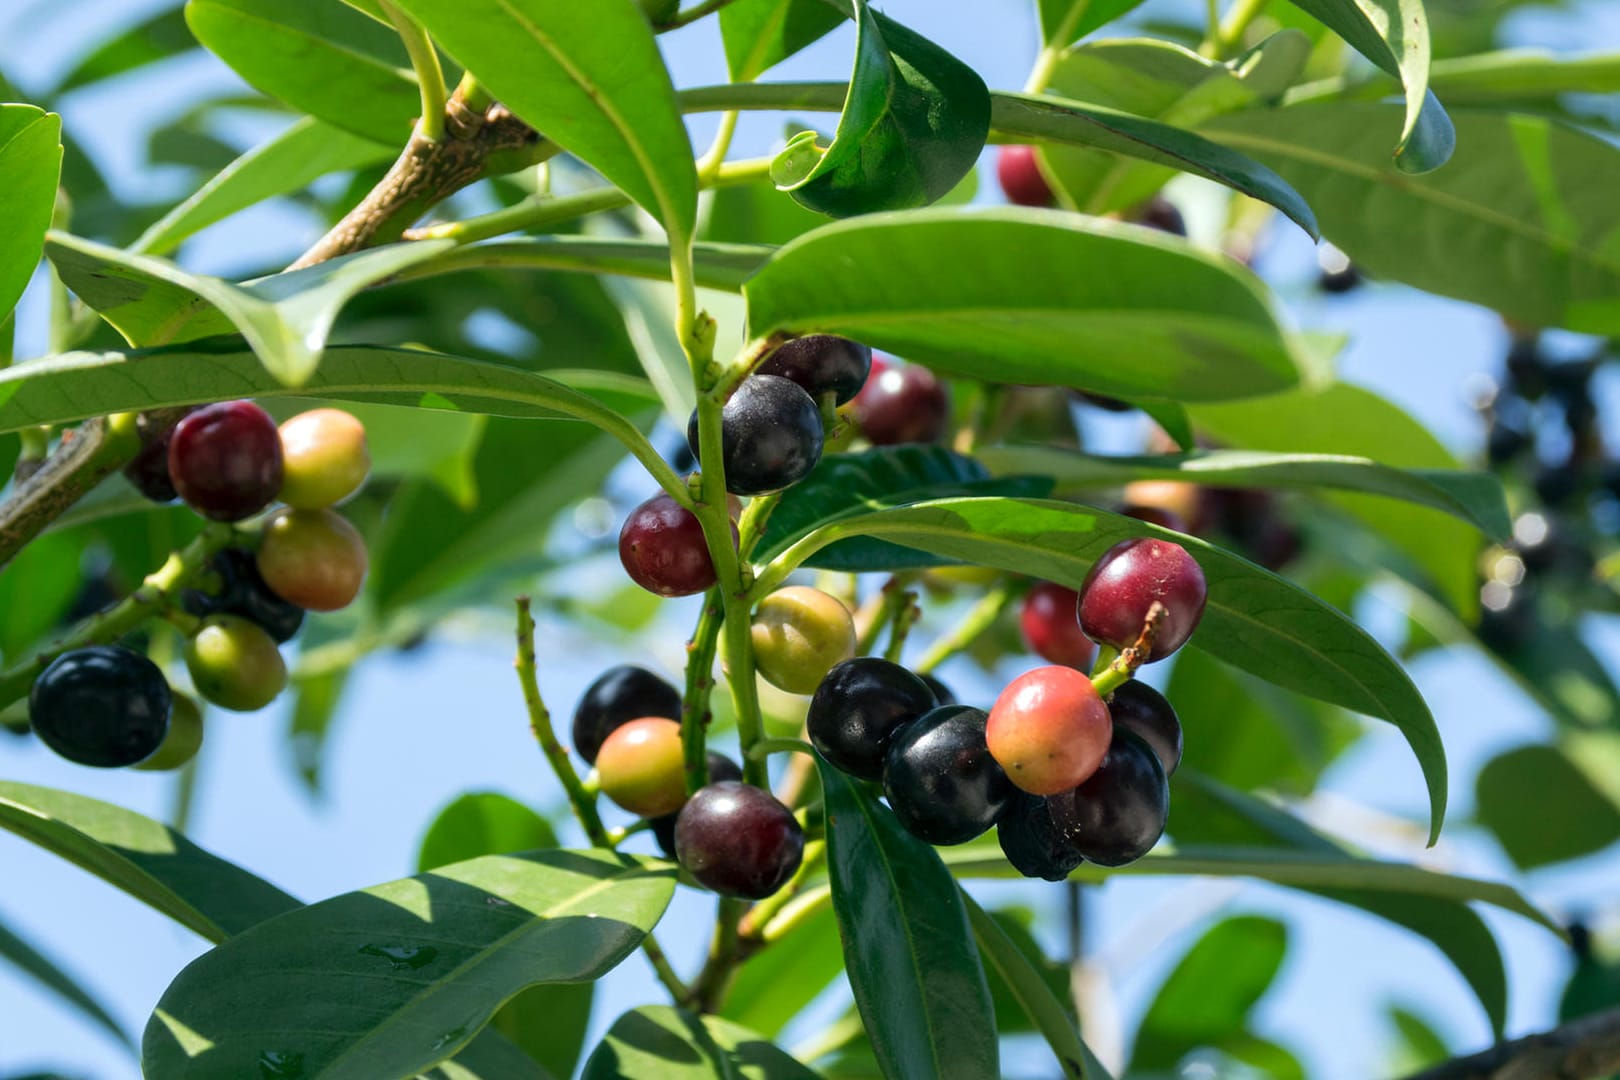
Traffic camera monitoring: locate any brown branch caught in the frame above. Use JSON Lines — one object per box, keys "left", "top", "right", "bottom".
{"left": 1400, "top": 1006, "right": 1620, "bottom": 1080}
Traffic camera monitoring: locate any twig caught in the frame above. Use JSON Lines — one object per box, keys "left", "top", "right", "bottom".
{"left": 513, "top": 597, "right": 609, "bottom": 847}
{"left": 912, "top": 581, "right": 1021, "bottom": 675}
{"left": 1090, "top": 601, "right": 1166, "bottom": 698}
{"left": 681, "top": 590, "right": 725, "bottom": 793}
{"left": 883, "top": 589, "right": 922, "bottom": 664}
{"left": 1399, "top": 1005, "right": 1620, "bottom": 1080}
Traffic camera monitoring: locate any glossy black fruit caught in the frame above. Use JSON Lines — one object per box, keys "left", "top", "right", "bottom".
{"left": 919, "top": 673, "right": 955, "bottom": 706}
{"left": 1105, "top": 680, "right": 1182, "bottom": 776}
{"left": 653, "top": 753, "right": 743, "bottom": 858}
{"left": 1486, "top": 422, "right": 1532, "bottom": 467}
{"left": 808, "top": 657, "right": 937, "bottom": 781}
{"left": 687, "top": 375, "right": 824, "bottom": 496}
{"left": 1048, "top": 730, "right": 1168, "bottom": 867}
{"left": 757, "top": 335, "right": 873, "bottom": 405}
{"left": 183, "top": 548, "right": 305, "bottom": 644}
{"left": 997, "top": 789, "right": 1084, "bottom": 881}
{"left": 572, "top": 665, "right": 682, "bottom": 765}
{"left": 883, "top": 704, "right": 1013, "bottom": 845}
{"left": 29, "top": 645, "right": 171, "bottom": 768}
{"left": 675, "top": 781, "right": 805, "bottom": 899}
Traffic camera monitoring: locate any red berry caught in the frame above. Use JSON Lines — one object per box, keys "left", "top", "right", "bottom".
{"left": 618, "top": 493, "right": 730, "bottom": 597}
{"left": 168, "top": 401, "right": 283, "bottom": 521}
{"left": 596, "top": 718, "right": 687, "bottom": 818}
{"left": 123, "top": 424, "right": 179, "bottom": 503}
{"left": 1019, "top": 583, "right": 1096, "bottom": 669}
{"left": 997, "top": 145, "right": 1054, "bottom": 208}
{"left": 987, "top": 666, "right": 1112, "bottom": 795}
{"left": 850, "top": 357, "right": 950, "bottom": 446}
{"left": 675, "top": 781, "right": 805, "bottom": 899}
{"left": 1078, "top": 538, "right": 1207, "bottom": 661}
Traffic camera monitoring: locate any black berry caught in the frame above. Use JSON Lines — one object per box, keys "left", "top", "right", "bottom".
{"left": 757, "top": 335, "right": 872, "bottom": 405}
{"left": 919, "top": 673, "right": 955, "bottom": 706}
{"left": 997, "top": 789, "right": 1084, "bottom": 881}
{"left": 808, "top": 657, "right": 937, "bottom": 781}
{"left": 572, "top": 665, "right": 682, "bottom": 765}
{"left": 675, "top": 781, "right": 804, "bottom": 899}
{"left": 183, "top": 548, "right": 305, "bottom": 644}
{"left": 1105, "top": 680, "right": 1182, "bottom": 776}
{"left": 123, "top": 426, "right": 179, "bottom": 503}
{"left": 29, "top": 645, "right": 171, "bottom": 768}
{"left": 1048, "top": 730, "right": 1168, "bottom": 867}
{"left": 882, "top": 704, "right": 1013, "bottom": 845}
{"left": 653, "top": 753, "right": 742, "bottom": 858}
{"left": 687, "top": 375, "right": 824, "bottom": 496}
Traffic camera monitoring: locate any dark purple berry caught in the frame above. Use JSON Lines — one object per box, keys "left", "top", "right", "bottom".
{"left": 167, "top": 401, "right": 284, "bottom": 521}
{"left": 687, "top": 375, "right": 824, "bottom": 496}
{"left": 123, "top": 426, "right": 179, "bottom": 503}
{"left": 850, "top": 358, "right": 950, "bottom": 446}
{"left": 29, "top": 645, "right": 171, "bottom": 768}
{"left": 757, "top": 335, "right": 872, "bottom": 405}
{"left": 183, "top": 548, "right": 305, "bottom": 644}
{"left": 882, "top": 704, "right": 1013, "bottom": 845}
{"left": 808, "top": 657, "right": 937, "bottom": 781}
{"left": 1105, "top": 680, "right": 1182, "bottom": 776}
{"left": 674, "top": 781, "right": 804, "bottom": 899}
{"left": 619, "top": 493, "right": 726, "bottom": 597}
{"left": 1048, "top": 729, "right": 1168, "bottom": 867}
{"left": 997, "top": 789, "right": 1084, "bottom": 881}
{"left": 1078, "top": 538, "right": 1207, "bottom": 662}
{"left": 571, "top": 665, "right": 682, "bottom": 766}
{"left": 653, "top": 753, "right": 742, "bottom": 859}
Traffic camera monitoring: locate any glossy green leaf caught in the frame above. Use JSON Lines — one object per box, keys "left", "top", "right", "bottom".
{"left": 53, "top": 6, "right": 197, "bottom": 93}
{"left": 818, "top": 758, "right": 999, "bottom": 1080}
{"left": 1037, "top": 0, "right": 1148, "bottom": 46}
{"left": 332, "top": 400, "right": 485, "bottom": 507}
{"left": 0, "top": 532, "right": 86, "bottom": 664}
{"left": 1476, "top": 744, "right": 1620, "bottom": 870}
{"left": 143, "top": 849, "right": 676, "bottom": 1079}
{"left": 413, "top": 237, "right": 774, "bottom": 294}
{"left": 133, "top": 118, "right": 394, "bottom": 257}
{"left": 719, "top": 903, "right": 844, "bottom": 1038}
{"left": 1426, "top": 49, "right": 1620, "bottom": 104}
{"left": 1206, "top": 104, "right": 1620, "bottom": 334}
{"left": 704, "top": 179, "right": 843, "bottom": 248}
{"left": 184, "top": 0, "right": 418, "bottom": 142}
{"left": 773, "top": 0, "right": 988, "bottom": 216}
{"left": 0, "top": 105, "right": 62, "bottom": 320}
{"left": 783, "top": 497, "right": 1446, "bottom": 841}
{"left": 391, "top": 0, "right": 696, "bottom": 238}
{"left": 720, "top": 0, "right": 845, "bottom": 81}
{"left": 744, "top": 208, "right": 1302, "bottom": 403}
{"left": 0, "top": 917, "right": 130, "bottom": 1046}
{"left": 582, "top": 1006, "right": 819, "bottom": 1079}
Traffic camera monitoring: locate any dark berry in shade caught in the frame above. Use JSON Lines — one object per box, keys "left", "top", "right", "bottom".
{"left": 1078, "top": 538, "right": 1207, "bottom": 662}
{"left": 807, "top": 657, "right": 937, "bottom": 781}
{"left": 29, "top": 645, "right": 171, "bottom": 768}
{"left": 1486, "top": 422, "right": 1532, "bottom": 467}
{"left": 757, "top": 335, "right": 873, "bottom": 406}
{"left": 653, "top": 753, "right": 743, "bottom": 859}
{"left": 882, "top": 704, "right": 1013, "bottom": 845}
{"left": 919, "top": 673, "right": 955, "bottom": 706}
{"left": 997, "top": 789, "right": 1084, "bottom": 881}
{"left": 997, "top": 145, "right": 1054, "bottom": 208}
{"left": 1020, "top": 583, "right": 1096, "bottom": 670}
{"left": 674, "top": 781, "right": 805, "bottom": 899}
{"left": 688, "top": 375, "right": 824, "bottom": 496}
{"left": 1048, "top": 729, "right": 1168, "bottom": 867}
{"left": 1504, "top": 337, "right": 1547, "bottom": 400}
{"left": 619, "top": 493, "right": 727, "bottom": 597}
{"left": 571, "top": 664, "right": 682, "bottom": 766}
{"left": 1104, "top": 680, "right": 1182, "bottom": 777}
{"left": 1131, "top": 196, "right": 1186, "bottom": 237}
{"left": 167, "top": 401, "right": 284, "bottom": 522}
{"left": 850, "top": 358, "right": 951, "bottom": 446}
{"left": 1533, "top": 463, "right": 1582, "bottom": 508}
{"left": 123, "top": 426, "right": 179, "bottom": 503}
{"left": 183, "top": 547, "right": 305, "bottom": 644}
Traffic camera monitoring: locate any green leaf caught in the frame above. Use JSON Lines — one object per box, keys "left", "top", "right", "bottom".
{"left": 143, "top": 849, "right": 676, "bottom": 1079}
{"left": 1205, "top": 104, "right": 1620, "bottom": 334}
{"left": 391, "top": 0, "right": 697, "bottom": 239}
{"left": 719, "top": 903, "right": 844, "bottom": 1038}
{"left": 1386, "top": 1004, "right": 1451, "bottom": 1073}
{"left": 704, "top": 179, "right": 843, "bottom": 247}
{"left": 582, "top": 1006, "right": 819, "bottom": 1079}
{"left": 0, "top": 917, "right": 130, "bottom": 1047}
{"left": 720, "top": 0, "right": 845, "bottom": 81}
{"left": 53, "top": 5, "right": 197, "bottom": 94}
{"left": 772, "top": 0, "right": 989, "bottom": 216}
{"left": 1284, "top": 0, "right": 1453, "bottom": 171}
{"left": 743, "top": 208, "right": 1302, "bottom": 403}
{"left": 133, "top": 118, "right": 394, "bottom": 257}
{"left": 0, "top": 532, "right": 86, "bottom": 664}
{"left": 184, "top": 0, "right": 419, "bottom": 142}
{"left": 1037, "top": 0, "right": 1148, "bottom": 47}
{"left": 818, "top": 758, "right": 999, "bottom": 1080}
{"left": 787, "top": 496, "right": 1447, "bottom": 841}
{"left": 335, "top": 400, "right": 485, "bottom": 507}
{"left": 0, "top": 781, "right": 299, "bottom": 942}
{"left": 1426, "top": 50, "right": 1620, "bottom": 105}
{"left": 0, "top": 105, "right": 62, "bottom": 320}
{"left": 1475, "top": 744, "right": 1620, "bottom": 870}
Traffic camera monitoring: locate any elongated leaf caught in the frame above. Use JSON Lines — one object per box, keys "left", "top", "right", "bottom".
{"left": 818, "top": 758, "right": 998, "bottom": 1080}
{"left": 0, "top": 105, "right": 62, "bottom": 320}
{"left": 583, "top": 1006, "right": 818, "bottom": 1079}
{"left": 0, "top": 917, "right": 129, "bottom": 1046}
{"left": 773, "top": 0, "right": 989, "bottom": 216}
{"left": 1037, "top": 0, "right": 1147, "bottom": 46}
{"left": 134, "top": 118, "right": 394, "bottom": 257}
{"left": 1426, "top": 49, "right": 1620, "bottom": 104}
{"left": 1285, "top": 0, "right": 1453, "bottom": 171}
{"left": 143, "top": 849, "right": 676, "bottom": 1079}
{"left": 785, "top": 496, "right": 1447, "bottom": 841}
{"left": 53, "top": 6, "right": 197, "bottom": 94}
{"left": 744, "top": 208, "right": 1302, "bottom": 403}
{"left": 721, "top": 0, "right": 845, "bottom": 81}
{"left": 978, "top": 447, "right": 1508, "bottom": 539}
{"left": 1476, "top": 744, "right": 1620, "bottom": 870}
{"left": 392, "top": 0, "right": 696, "bottom": 239}
{"left": 1207, "top": 104, "right": 1620, "bottom": 333}
{"left": 184, "top": 0, "right": 418, "bottom": 142}
{"left": 719, "top": 904, "right": 844, "bottom": 1038}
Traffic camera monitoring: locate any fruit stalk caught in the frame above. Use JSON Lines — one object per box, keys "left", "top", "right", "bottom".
{"left": 680, "top": 590, "right": 725, "bottom": 793}
{"left": 1089, "top": 601, "right": 1167, "bottom": 698}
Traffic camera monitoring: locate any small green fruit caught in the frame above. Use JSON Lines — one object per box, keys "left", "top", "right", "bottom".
{"left": 751, "top": 586, "right": 856, "bottom": 694}
{"left": 185, "top": 616, "right": 287, "bottom": 712}
{"left": 278, "top": 408, "right": 370, "bottom": 509}
{"left": 135, "top": 693, "right": 205, "bottom": 771}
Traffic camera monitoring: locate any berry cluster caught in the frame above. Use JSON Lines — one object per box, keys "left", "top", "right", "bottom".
{"left": 28, "top": 406, "right": 371, "bottom": 770}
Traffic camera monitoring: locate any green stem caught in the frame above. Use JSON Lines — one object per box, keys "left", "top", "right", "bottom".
{"left": 641, "top": 933, "right": 693, "bottom": 1004}
{"left": 411, "top": 185, "right": 632, "bottom": 244}
{"left": 697, "top": 109, "right": 741, "bottom": 184}
{"left": 738, "top": 840, "right": 826, "bottom": 941}
{"left": 912, "top": 581, "right": 1020, "bottom": 675}
{"left": 854, "top": 576, "right": 911, "bottom": 656}
{"left": 883, "top": 589, "right": 922, "bottom": 664}
{"left": 453, "top": 71, "right": 493, "bottom": 114}
{"left": 170, "top": 755, "right": 201, "bottom": 834}
{"left": 681, "top": 591, "right": 725, "bottom": 794}
{"left": 380, "top": 0, "right": 448, "bottom": 142}
{"left": 1210, "top": 0, "right": 1270, "bottom": 58}
{"left": 686, "top": 897, "right": 746, "bottom": 1012}
{"left": 1089, "top": 602, "right": 1165, "bottom": 697}
{"left": 745, "top": 737, "right": 815, "bottom": 762}
{"left": 736, "top": 493, "right": 782, "bottom": 561}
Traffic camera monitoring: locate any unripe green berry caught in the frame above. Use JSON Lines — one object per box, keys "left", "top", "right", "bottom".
{"left": 751, "top": 586, "right": 856, "bottom": 695}
{"left": 185, "top": 616, "right": 287, "bottom": 712}
{"left": 135, "top": 693, "right": 205, "bottom": 771}
{"left": 256, "top": 508, "right": 368, "bottom": 612}
{"left": 277, "top": 408, "right": 370, "bottom": 509}
{"left": 596, "top": 717, "right": 687, "bottom": 817}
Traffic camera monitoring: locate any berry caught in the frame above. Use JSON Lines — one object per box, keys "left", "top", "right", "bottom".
{"left": 168, "top": 401, "right": 284, "bottom": 521}
{"left": 1078, "top": 538, "right": 1207, "bottom": 661}
{"left": 572, "top": 665, "right": 681, "bottom": 765}
{"left": 919, "top": 673, "right": 955, "bottom": 706}
{"left": 675, "top": 781, "right": 804, "bottom": 899}
{"left": 596, "top": 717, "right": 687, "bottom": 817}
{"left": 850, "top": 358, "right": 950, "bottom": 446}
{"left": 29, "top": 645, "right": 171, "bottom": 768}
{"left": 997, "top": 145, "right": 1053, "bottom": 208}
{"left": 183, "top": 548, "right": 305, "bottom": 644}
{"left": 807, "top": 657, "right": 936, "bottom": 781}
{"left": 987, "top": 666, "right": 1112, "bottom": 795}
{"left": 1105, "top": 680, "right": 1181, "bottom": 776}
{"left": 123, "top": 425, "right": 178, "bottom": 503}
{"left": 277, "top": 408, "right": 370, "bottom": 509}
{"left": 687, "top": 375, "right": 824, "bottom": 496}
{"left": 1504, "top": 337, "right": 1548, "bottom": 400}
{"left": 1019, "top": 583, "right": 1096, "bottom": 670}
{"left": 652, "top": 753, "right": 742, "bottom": 859}
{"left": 1131, "top": 196, "right": 1186, "bottom": 237}
{"left": 1486, "top": 422, "right": 1532, "bottom": 467}
{"left": 619, "top": 493, "right": 727, "bottom": 597}
{"left": 256, "top": 508, "right": 368, "bottom": 611}
{"left": 757, "top": 335, "right": 872, "bottom": 405}
{"left": 184, "top": 615, "right": 287, "bottom": 712}
{"left": 1533, "top": 463, "right": 1582, "bottom": 508}
{"left": 1048, "top": 729, "right": 1168, "bottom": 866}
{"left": 751, "top": 586, "right": 857, "bottom": 695}
{"left": 134, "top": 693, "right": 204, "bottom": 772}
{"left": 883, "top": 704, "right": 1012, "bottom": 845}
{"left": 997, "top": 790, "right": 1083, "bottom": 881}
